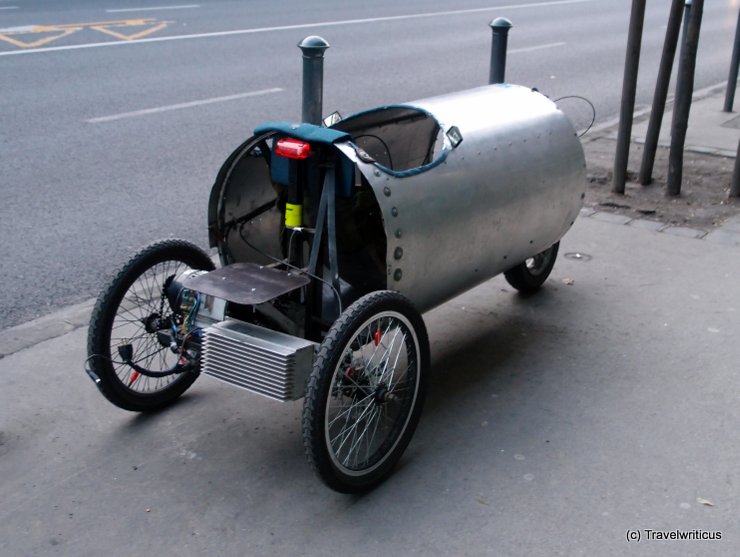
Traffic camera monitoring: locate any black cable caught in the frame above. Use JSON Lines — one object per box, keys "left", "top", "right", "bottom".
{"left": 554, "top": 95, "right": 597, "bottom": 138}
{"left": 353, "top": 134, "right": 394, "bottom": 169}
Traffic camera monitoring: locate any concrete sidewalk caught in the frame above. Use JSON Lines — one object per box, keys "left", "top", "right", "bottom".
{"left": 629, "top": 83, "right": 740, "bottom": 159}
{"left": 2, "top": 213, "right": 739, "bottom": 557}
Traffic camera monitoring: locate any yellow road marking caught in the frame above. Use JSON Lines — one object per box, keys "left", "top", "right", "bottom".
{"left": 0, "top": 18, "right": 170, "bottom": 49}
{"left": 0, "top": 28, "right": 81, "bottom": 48}
{"left": 32, "top": 19, "right": 154, "bottom": 31}
{"left": 91, "top": 21, "right": 169, "bottom": 41}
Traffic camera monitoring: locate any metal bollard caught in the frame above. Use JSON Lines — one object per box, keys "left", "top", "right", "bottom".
{"left": 731, "top": 137, "right": 740, "bottom": 197}
{"left": 638, "top": 0, "right": 686, "bottom": 186}
{"left": 682, "top": 0, "right": 692, "bottom": 48}
{"left": 667, "top": 0, "right": 703, "bottom": 196}
{"left": 723, "top": 10, "right": 740, "bottom": 113}
{"left": 298, "top": 36, "right": 330, "bottom": 125}
{"left": 612, "top": 0, "right": 647, "bottom": 194}
{"left": 489, "top": 18, "right": 513, "bottom": 85}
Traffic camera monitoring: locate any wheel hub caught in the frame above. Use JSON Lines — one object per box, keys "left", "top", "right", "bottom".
{"left": 374, "top": 383, "right": 389, "bottom": 404}
{"left": 143, "top": 313, "right": 163, "bottom": 333}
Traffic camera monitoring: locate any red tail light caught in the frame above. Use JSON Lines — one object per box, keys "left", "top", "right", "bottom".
{"left": 275, "top": 138, "right": 312, "bottom": 159}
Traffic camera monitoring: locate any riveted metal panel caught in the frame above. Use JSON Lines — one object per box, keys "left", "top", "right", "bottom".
{"left": 335, "top": 84, "right": 586, "bottom": 313}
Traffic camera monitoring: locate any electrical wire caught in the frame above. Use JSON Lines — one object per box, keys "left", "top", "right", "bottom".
{"left": 353, "top": 134, "right": 394, "bottom": 169}
{"left": 86, "top": 288, "right": 203, "bottom": 381}
{"left": 554, "top": 95, "right": 596, "bottom": 138}
{"left": 286, "top": 227, "right": 300, "bottom": 263}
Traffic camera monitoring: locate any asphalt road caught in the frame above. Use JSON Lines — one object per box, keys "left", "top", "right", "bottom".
{"left": 0, "top": 0, "right": 736, "bottom": 329}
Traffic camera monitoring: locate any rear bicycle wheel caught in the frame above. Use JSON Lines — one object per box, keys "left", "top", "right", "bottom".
{"left": 86, "top": 239, "right": 215, "bottom": 412}
{"left": 302, "top": 291, "right": 430, "bottom": 493}
{"left": 503, "top": 242, "right": 559, "bottom": 294}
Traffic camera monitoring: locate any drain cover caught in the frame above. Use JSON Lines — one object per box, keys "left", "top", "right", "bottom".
{"left": 564, "top": 252, "right": 592, "bottom": 262}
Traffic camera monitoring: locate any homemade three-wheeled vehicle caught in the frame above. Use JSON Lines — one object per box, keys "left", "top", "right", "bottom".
{"left": 86, "top": 82, "right": 586, "bottom": 493}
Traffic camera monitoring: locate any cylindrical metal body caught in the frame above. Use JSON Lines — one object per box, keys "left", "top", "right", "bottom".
{"left": 210, "top": 85, "right": 585, "bottom": 315}
{"left": 489, "top": 18, "right": 513, "bottom": 85}
{"left": 298, "top": 36, "right": 329, "bottom": 125}
{"left": 335, "top": 84, "right": 585, "bottom": 313}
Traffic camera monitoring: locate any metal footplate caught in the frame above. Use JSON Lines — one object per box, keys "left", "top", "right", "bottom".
{"left": 184, "top": 262, "right": 310, "bottom": 305}
{"left": 202, "top": 319, "right": 316, "bottom": 402}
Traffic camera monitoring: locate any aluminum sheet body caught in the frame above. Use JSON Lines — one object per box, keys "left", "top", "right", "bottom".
{"left": 208, "top": 84, "right": 585, "bottom": 318}
{"left": 336, "top": 84, "right": 586, "bottom": 313}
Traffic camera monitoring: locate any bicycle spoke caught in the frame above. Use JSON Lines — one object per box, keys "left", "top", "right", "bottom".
{"left": 324, "top": 310, "right": 422, "bottom": 473}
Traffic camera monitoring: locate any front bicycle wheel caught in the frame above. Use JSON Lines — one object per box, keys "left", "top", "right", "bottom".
{"left": 302, "top": 291, "right": 430, "bottom": 493}
{"left": 86, "top": 239, "right": 215, "bottom": 412}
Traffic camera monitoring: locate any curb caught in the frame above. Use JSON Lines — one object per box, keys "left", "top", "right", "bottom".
{"left": 584, "top": 81, "right": 730, "bottom": 139}
{"left": 2, "top": 83, "right": 736, "bottom": 359}
{"left": 4, "top": 211, "right": 739, "bottom": 360}
{"left": 580, "top": 208, "right": 740, "bottom": 246}
{"left": 0, "top": 298, "right": 95, "bottom": 359}
{"left": 0, "top": 249, "right": 220, "bottom": 359}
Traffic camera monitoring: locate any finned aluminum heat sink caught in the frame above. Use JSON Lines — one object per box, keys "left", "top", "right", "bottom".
{"left": 202, "top": 319, "right": 315, "bottom": 402}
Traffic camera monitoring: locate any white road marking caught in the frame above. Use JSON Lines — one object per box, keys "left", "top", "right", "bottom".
{"left": 509, "top": 41, "right": 566, "bottom": 54}
{"left": 0, "top": 6, "right": 20, "bottom": 10}
{"left": 86, "top": 88, "right": 283, "bottom": 123}
{"left": 106, "top": 5, "right": 200, "bottom": 13}
{"left": 0, "top": 0, "right": 592, "bottom": 57}
{"left": 0, "top": 25, "right": 37, "bottom": 32}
